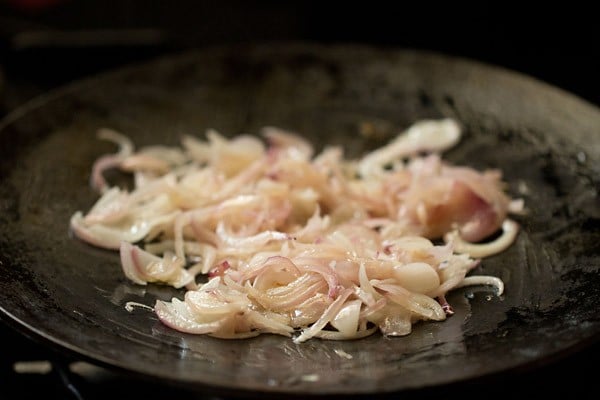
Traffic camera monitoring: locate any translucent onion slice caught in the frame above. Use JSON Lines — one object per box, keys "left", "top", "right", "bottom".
{"left": 120, "top": 241, "right": 193, "bottom": 288}
{"left": 330, "top": 299, "right": 362, "bottom": 337}
{"left": 373, "top": 281, "right": 446, "bottom": 321}
{"left": 216, "top": 222, "right": 292, "bottom": 249}
{"left": 393, "top": 262, "right": 440, "bottom": 294}
{"left": 290, "top": 293, "right": 332, "bottom": 327}
{"left": 185, "top": 290, "right": 247, "bottom": 315}
{"left": 379, "top": 312, "right": 412, "bottom": 337}
{"left": 71, "top": 209, "right": 177, "bottom": 250}
{"left": 246, "top": 274, "right": 327, "bottom": 312}
{"left": 244, "top": 310, "right": 294, "bottom": 336}
{"left": 155, "top": 299, "right": 226, "bottom": 334}
{"left": 444, "top": 219, "right": 519, "bottom": 258}
{"left": 358, "top": 118, "right": 461, "bottom": 178}
{"left": 454, "top": 275, "right": 505, "bottom": 296}
{"left": 293, "top": 288, "right": 353, "bottom": 344}
{"left": 83, "top": 187, "right": 130, "bottom": 224}
{"left": 90, "top": 128, "right": 134, "bottom": 193}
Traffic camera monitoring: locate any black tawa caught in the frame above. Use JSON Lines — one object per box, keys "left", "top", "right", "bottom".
{"left": 0, "top": 44, "right": 598, "bottom": 397}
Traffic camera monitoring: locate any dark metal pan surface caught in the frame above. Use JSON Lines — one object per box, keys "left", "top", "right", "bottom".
{"left": 0, "top": 44, "right": 599, "bottom": 397}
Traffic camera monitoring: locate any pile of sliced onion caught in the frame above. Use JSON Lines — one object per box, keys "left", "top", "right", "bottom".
{"left": 70, "top": 119, "right": 522, "bottom": 342}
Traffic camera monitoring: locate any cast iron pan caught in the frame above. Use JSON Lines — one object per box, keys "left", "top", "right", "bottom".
{"left": 0, "top": 44, "right": 599, "bottom": 397}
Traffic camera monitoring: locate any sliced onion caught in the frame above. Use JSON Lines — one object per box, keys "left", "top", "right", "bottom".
{"left": 89, "top": 129, "right": 134, "bottom": 193}
{"left": 379, "top": 312, "right": 412, "bottom": 336}
{"left": 246, "top": 273, "right": 327, "bottom": 311}
{"left": 358, "top": 118, "right": 461, "bottom": 178}
{"left": 185, "top": 290, "right": 246, "bottom": 315}
{"left": 119, "top": 241, "right": 147, "bottom": 285}
{"left": 120, "top": 241, "right": 193, "bottom": 288}
{"left": 262, "top": 126, "right": 314, "bottom": 160}
{"left": 314, "top": 325, "right": 378, "bottom": 340}
{"left": 250, "top": 256, "right": 300, "bottom": 291}
{"left": 245, "top": 309, "right": 294, "bottom": 336}
{"left": 290, "top": 293, "right": 332, "bottom": 327}
{"left": 374, "top": 281, "right": 446, "bottom": 321}
{"left": 357, "top": 262, "right": 379, "bottom": 304}
{"left": 294, "top": 259, "right": 340, "bottom": 297}
{"left": 330, "top": 299, "right": 362, "bottom": 337}
{"left": 393, "top": 262, "right": 440, "bottom": 294}
{"left": 454, "top": 275, "right": 505, "bottom": 296}
{"left": 293, "top": 288, "right": 353, "bottom": 344}
{"left": 71, "top": 205, "right": 177, "bottom": 250}
{"left": 84, "top": 187, "right": 130, "bottom": 224}
{"left": 427, "top": 254, "right": 477, "bottom": 297}
{"left": 216, "top": 222, "right": 292, "bottom": 249}
{"left": 155, "top": 299, "right": 225, "bottom": 334}
{"left": 444, "top": 219, "right": 519, "bottom": 258}
{"left": 72, "top": 119, "right": 520, "bottom": 343}
{"left": 120, "top": 154, "right": 170, "bottom": 174}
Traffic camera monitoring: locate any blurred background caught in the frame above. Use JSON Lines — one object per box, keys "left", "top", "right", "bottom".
{"left": 0, "top": 1, "right": 598, "bottom": 399}
{"left": 0, "top": 0, "right": 598, "bottom": 117}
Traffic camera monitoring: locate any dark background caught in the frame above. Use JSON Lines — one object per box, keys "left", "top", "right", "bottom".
{"left": 0, "top": 1, "right": 598, "bottom": 399}
{"left": 1, "top": 1, "right": 598, "bottom": 112}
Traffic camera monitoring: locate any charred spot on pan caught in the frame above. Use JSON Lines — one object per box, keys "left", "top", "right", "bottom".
{"left": 581, "top": 217, "right": 600, "bottom": 232}
{"left": 496, "top": 128, "right": 519, "bottom": 143}
{"left": 443, "top": 94, "right": 456, "bottom": 108}
{"left": 495, "top": 270, "right": 600, "bottom": 330}
{"left": 418, "top": 89, "right": 433, "bottom": 108}
{"left": 550, "top": 219, "right": 600, "bottom": 258}
{"left": 501, "top": 308, "right": 532, "bottom": 328}
{"left": 561, "top": 269, "right": 600, "bottom": 292}
{"left": 556, "top": 270, "right": 600, "bottom": 321}
{"left": 539, "top": 153, "right": 570, "bottom": 198}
